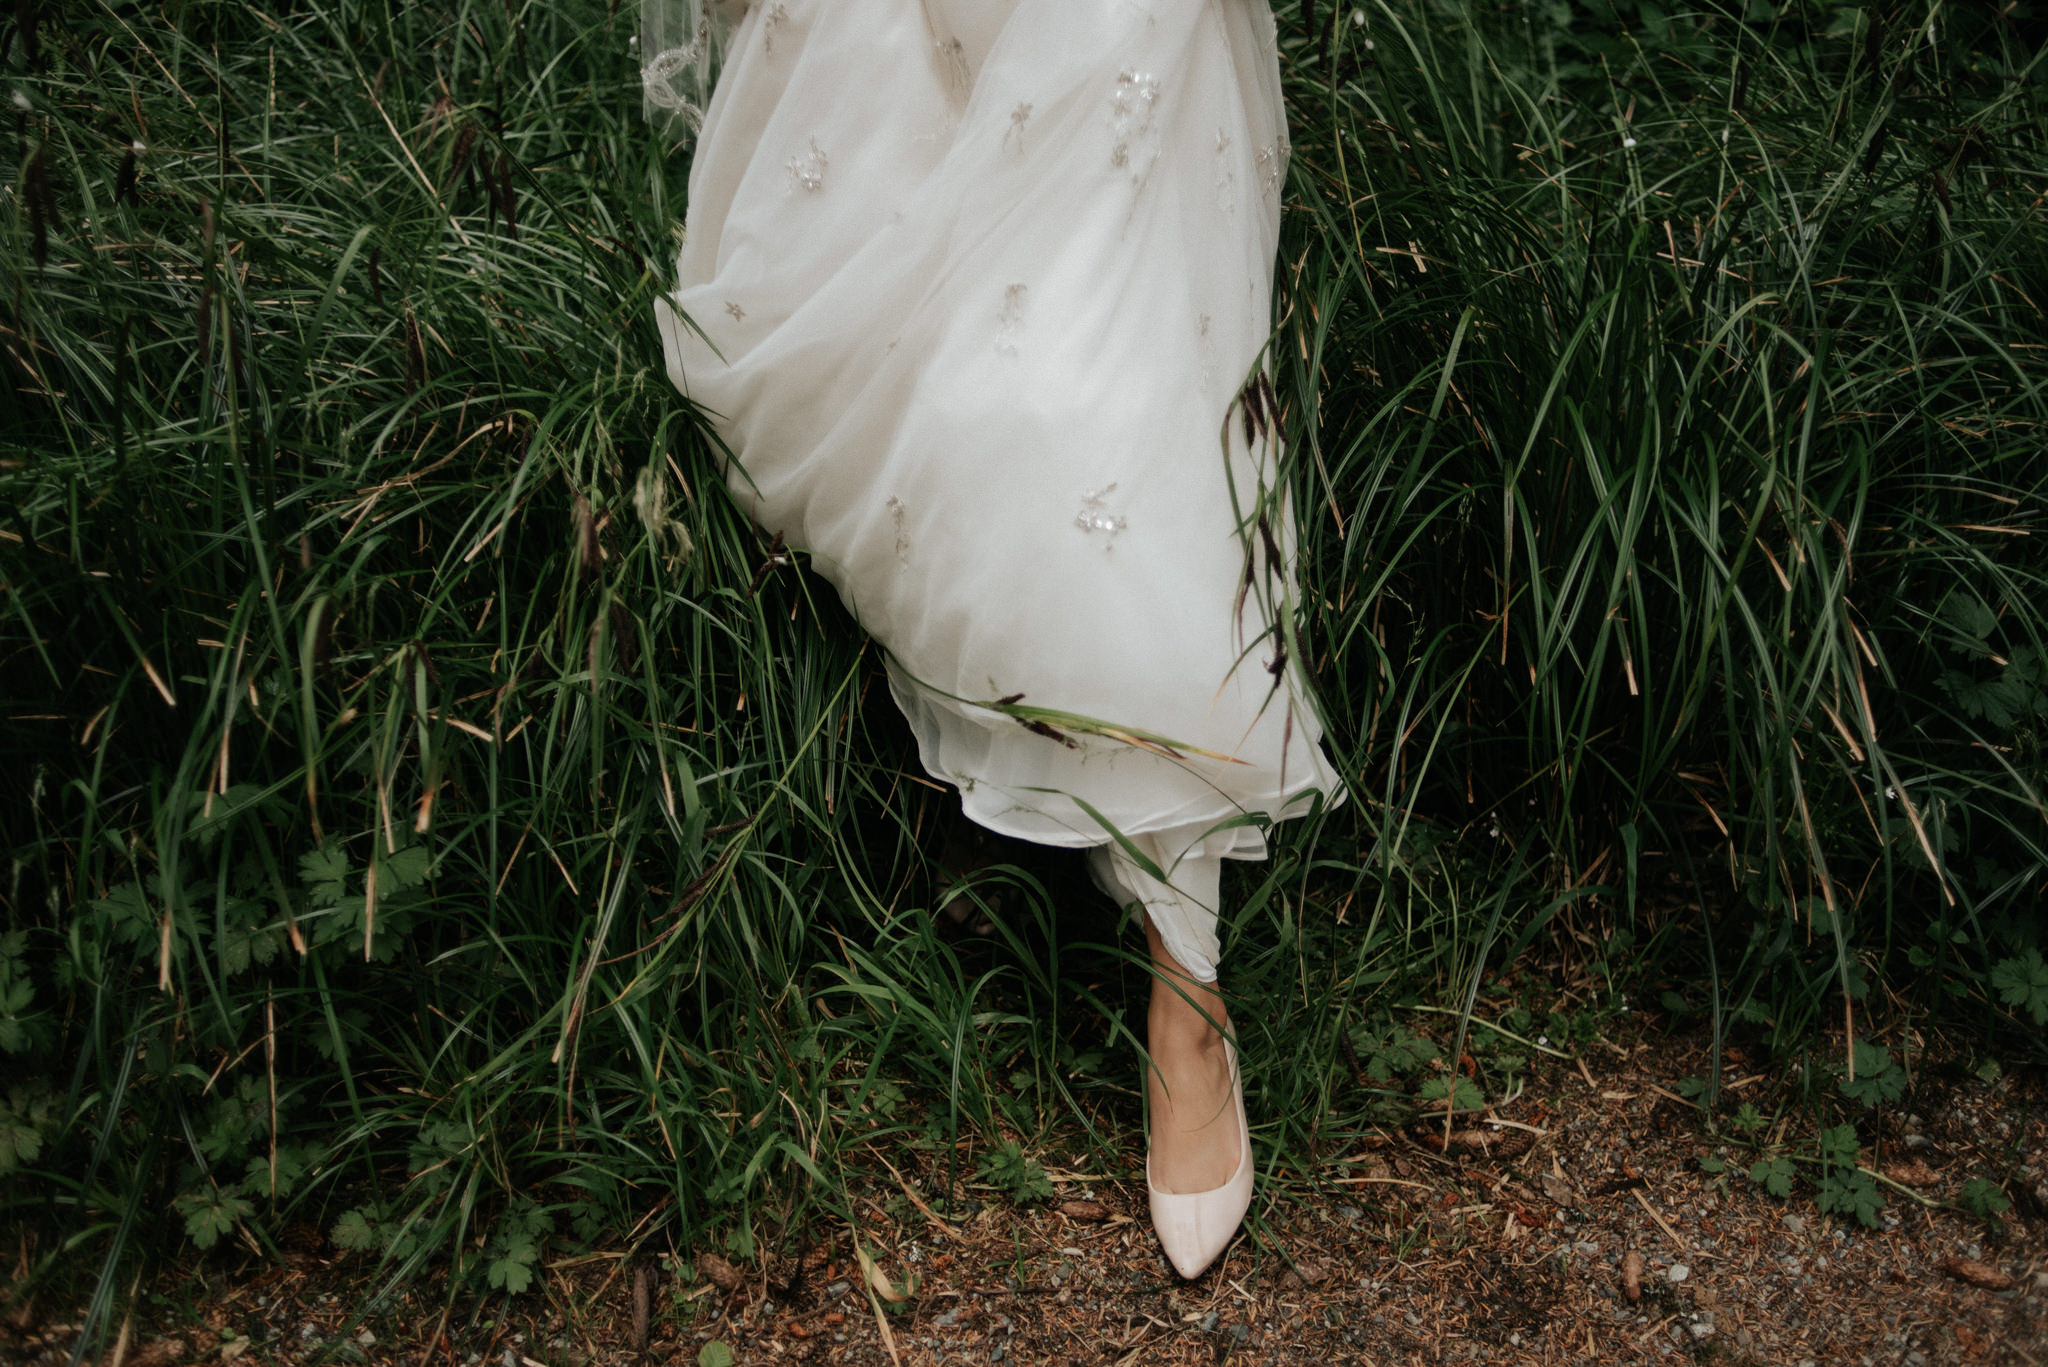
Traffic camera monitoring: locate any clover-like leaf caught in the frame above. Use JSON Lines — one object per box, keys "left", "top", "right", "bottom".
{"left": 376, "top": 843, "right": 431, "bottom": 891}
{"left": 487, "top": 1235, "right": 538, "bottom": 1294}
{"left": 1748, "top": 1156, "right": 1796, "bottom": 1199}
{"left": 1417, "top": 1075, "right": 1485, "bottom": 1112}
{"left": 0, "top": 1084, "right": 57, "bottom": 1173}
{"left": 1839, "top": 1040, "right": 1907, "bottom": 1107}
{"left": 332, "top": 1207, "right": 380, "bottom": 1251}
{"left": 299, "top": 845, "right": 349, "bottom": 906}
{"left": 1936, "top": 669, "right": 2031, "bottom": 730}
{"left": 90, "top": 881, "right": 157, "bottom": 945}
{"left": 1942, "top": 594, "right": 1997, "bottom": 654}
{"left": 1989, "top": 951, "right": 2048, "bottom": 1025}
{"left": 1960, "top": 1177, "right": 2011, "bottom": 1221}
{"left": 1818, "top": 1123, "right": 1861, "bottom": 1170}
{"left": 179, "top": 1185, "right": 254, "bottom": 1250}
{"left": 244, "top": 1143, "right": 313, "bottom": 1199}
{"left": 1816, "top": 1171, "right": 1884, "bottom": 1229}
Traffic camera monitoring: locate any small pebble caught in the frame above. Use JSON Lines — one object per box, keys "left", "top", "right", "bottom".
{"left": 826, "top": 1280, "right": 850, "bottom": 1297}
{"left": 1199, "top": 1312, "right": 1218, "bottom": 1332}
{"left": 1231, "top": 1325, "right": 1250, "bottom": 1343}
{"left": 1782, "top": 1215, "right": 1805, "bottom": 1234}
{"left": 1668, "top": 1264, "right": 1691, "bottom": 1283}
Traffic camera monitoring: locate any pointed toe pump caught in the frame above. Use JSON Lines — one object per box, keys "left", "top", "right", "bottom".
{"left": 1147, "top": 1041, "right": 1252, "bottom": 1280}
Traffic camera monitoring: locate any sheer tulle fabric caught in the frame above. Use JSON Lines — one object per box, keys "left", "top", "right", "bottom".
{"left": 655, "top": 0, "right": 1341, "bottom": 972}
{"left": 1087, "top": 823, "right": 1227, "bottom": 986}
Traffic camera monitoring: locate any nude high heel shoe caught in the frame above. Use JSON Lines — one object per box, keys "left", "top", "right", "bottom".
{"left": 1147, "top": 1039, "right": 1252, "bottom": 1279}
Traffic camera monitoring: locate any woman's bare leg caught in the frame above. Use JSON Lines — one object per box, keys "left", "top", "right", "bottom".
{"left": 1143, "top": 915, "right": 1240, "bottom": 1194}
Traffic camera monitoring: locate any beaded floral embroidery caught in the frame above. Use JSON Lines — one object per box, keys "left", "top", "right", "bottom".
{"left": 1109, "top": 68, "right": 1160, "bottom": 175}
{"left": 787, "top": 137, "right": 828, "bottom": 191}
{"left": 1076, "top": 485, "right": 1128, "bottom": 546}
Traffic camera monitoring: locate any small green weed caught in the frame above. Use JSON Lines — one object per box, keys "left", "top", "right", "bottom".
{"left": 0, "top": 1083, "right": 58, "bottom": 1173}
{"left": 1730, "top": 1103, "right": 1769, "bottom": 1139}
{"left": 485, "top": 1199, "right": 556, "bottom": 1295}
{"left": 1352, "top": 1025, "right": 1439, "bottom": 1083}
{"left": 1959, "top": 1178, "right": 2012, "bottom": 1226}
{"left": 1989, "top": 953, "right": 2048, "bottom": 1027}
{"left": 1836, "top": 1040, "right": 1909, "bottom": 1108}
{"left": 1721, "top": 1120, "right": 1887, "bottom": 1229}
{"left": 174, "top": 1184, "right": 256, "bottom": 1252}
{"left": 976, "top": 1140, "right": 1055, "bottom": 1207}
{"left": 1746, "top": 1156, "right": 1797, "bottom": 1200}
{"left": 1417, "top": 1076, "right": 1487, "bottom": 1113}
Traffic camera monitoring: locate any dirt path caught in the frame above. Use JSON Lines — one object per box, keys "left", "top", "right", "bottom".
{"left": 6, "top": 1031, "right": 2042, "bottom": 1366}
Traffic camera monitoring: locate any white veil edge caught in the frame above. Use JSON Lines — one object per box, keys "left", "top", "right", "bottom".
{"left": 641, "top": 0, "right": 748, "bottom": 132}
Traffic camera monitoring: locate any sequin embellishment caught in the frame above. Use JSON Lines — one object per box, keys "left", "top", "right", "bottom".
{"left": 1256, "top": 140, "right": 1289, "bottom": 198}
{"left": 787, "top": 137, "right": 828, "bottom": 192}
{"left": 994, "top": 283, "right": 1028, "bottom": 356}
{"left": 1075, "top": 485, "right": 1128, "bottom": 546}
{"left": 1108, "top": 68, "right": 1160, "bottom": 173}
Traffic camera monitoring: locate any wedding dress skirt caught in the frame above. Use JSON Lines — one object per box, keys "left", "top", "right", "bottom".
{"left": 655, "top": 0, "right": 1342, "bottom": 977}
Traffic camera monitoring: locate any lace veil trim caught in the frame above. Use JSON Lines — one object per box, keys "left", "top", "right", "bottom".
{"left": 641, "top": 0, "right": 747, "bottom": 133}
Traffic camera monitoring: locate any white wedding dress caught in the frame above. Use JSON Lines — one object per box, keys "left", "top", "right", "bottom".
{"left": 655, "top": 0, "right": 1341, "bottom": 979}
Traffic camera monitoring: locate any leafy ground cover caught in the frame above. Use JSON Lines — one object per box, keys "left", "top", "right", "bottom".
{"left": 2, "top": 0, "right": 2045, "bottom": 1354}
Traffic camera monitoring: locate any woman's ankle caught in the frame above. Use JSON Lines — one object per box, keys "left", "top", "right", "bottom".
{"left": 1149, "top": 999, "right": 1232, "bottom": 1055}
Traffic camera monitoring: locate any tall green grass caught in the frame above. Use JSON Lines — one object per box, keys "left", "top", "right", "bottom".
{"left": 1, "top": 0, "right": 2044, "bottom": 1343}
{"left": 1279, "top": 0, "right": 2048, "bottom": 1046}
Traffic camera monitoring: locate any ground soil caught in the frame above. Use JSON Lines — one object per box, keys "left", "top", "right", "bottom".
{"left": 5, "top": 1025, "right": 2043, "bottom": 1367}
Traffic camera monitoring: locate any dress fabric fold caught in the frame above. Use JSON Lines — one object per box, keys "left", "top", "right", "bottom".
{"left": 656, "top": 0, "right": 1343, "bottom": 888}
